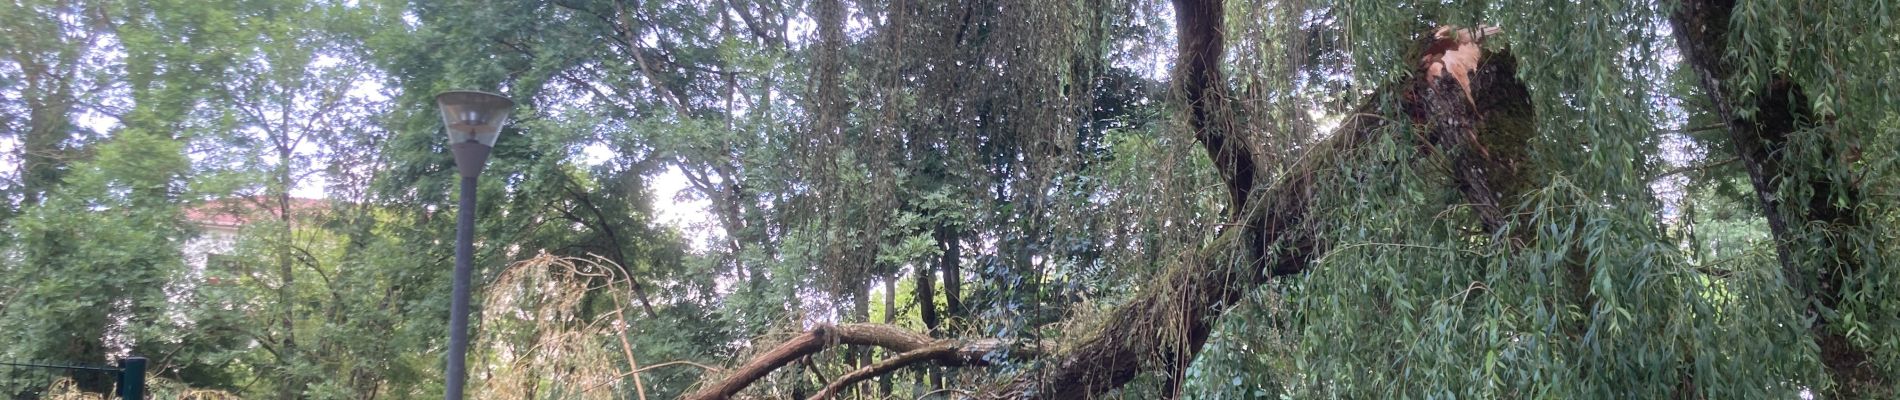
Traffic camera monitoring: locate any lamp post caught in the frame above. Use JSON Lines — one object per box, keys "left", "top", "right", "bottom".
{"left": 435, "top": 90, "right": 515, "bottom": 400}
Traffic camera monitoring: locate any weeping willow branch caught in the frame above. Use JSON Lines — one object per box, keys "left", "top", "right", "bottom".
{"left": 1650, "top": 156, "right": 1739, "bottom": 181}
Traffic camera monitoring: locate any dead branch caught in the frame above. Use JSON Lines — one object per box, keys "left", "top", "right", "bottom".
{"left": 681, "top": 324, "right": 1038, "bottom": 400}
{"left": 804, "top": 343, "right": 957, "bottom": 400}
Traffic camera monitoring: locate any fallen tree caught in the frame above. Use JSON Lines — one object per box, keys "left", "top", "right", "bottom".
{"left": 682, "top": 0, "right": 1540, "bottom": 398}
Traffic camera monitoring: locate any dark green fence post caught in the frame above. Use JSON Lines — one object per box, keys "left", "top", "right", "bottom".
{"left": 117, "top": 357, "right": 145, "bottom": 400}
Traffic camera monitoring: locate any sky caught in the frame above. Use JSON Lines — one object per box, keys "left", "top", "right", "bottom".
{"left": 579, "top": 143, "right": 718, "bottom": 251}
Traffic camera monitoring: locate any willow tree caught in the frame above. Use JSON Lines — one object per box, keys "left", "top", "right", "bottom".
{"left": 680, "top": 0, "right": 1896, "bottom": 398}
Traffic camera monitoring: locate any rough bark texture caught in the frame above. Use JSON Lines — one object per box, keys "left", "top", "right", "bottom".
{"left": 921, "top": 226, "right": 948, "bottom": 334}
{"left": 941, "top": 228, "right": 965, "bottom": 327}
{"left": 1408, "top": 49, "right": 1533, "bottom": 237}
{"left": 1667, "top": 0, "right": 1884, "bottom": 397}
{"left": 1668, "top": 0, "right": 1802, "bottom": 293}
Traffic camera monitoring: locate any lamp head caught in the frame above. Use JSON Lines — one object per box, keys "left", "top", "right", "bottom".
{"left": 436, "top": 90, "right": 515, "bottom": 147}
{"left": 436, "top": 90, "right": 515, "bottom": 177}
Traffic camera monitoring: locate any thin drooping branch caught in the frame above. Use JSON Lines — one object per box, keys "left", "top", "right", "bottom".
{"left": 1650, "top": 156, "right": 1738, "bottom": 181}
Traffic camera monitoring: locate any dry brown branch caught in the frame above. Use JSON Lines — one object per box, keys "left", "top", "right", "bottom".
{"left": 915, "top": 388, "right": 978, "bottom": 400}
{"left": 584, "top": 360, "right": 723, "bottom": 394}
{"left": 682, "top": 323, "right": 1037, "bottom": 400}
{"left": 634, "top": 360, "right": 721, "bottom": 374}
{"left": 804, "top": 343, "right": 957, "bottom": 400}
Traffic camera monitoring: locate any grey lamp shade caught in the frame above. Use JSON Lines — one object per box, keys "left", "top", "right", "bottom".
{"left": 435, "top": 91, "right": 516, "bottom": 147}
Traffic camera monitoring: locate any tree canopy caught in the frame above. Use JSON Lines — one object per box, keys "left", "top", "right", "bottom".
{"left": 0, "top": 0, "right": 1894, "bottom": 399}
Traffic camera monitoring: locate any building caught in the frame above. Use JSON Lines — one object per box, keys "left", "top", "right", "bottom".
{"left": 181, "top": 196, "right": 330, "bottom": 286}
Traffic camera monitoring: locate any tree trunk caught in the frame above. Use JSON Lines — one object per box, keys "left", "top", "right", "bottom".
{"left": 941, "top": 228, "right": 964, "bottom": 331}
{"left": 919, "top": 228, "right": 942, "bottom": 334}
{"left": 880, "top": 275, "right": 896, "bottom": 396}
{"left": 276, "top": 134, "right": 301, "bottom": 400}
{"left": 1668, "top": 1, "right": 1884, "bottom": 396}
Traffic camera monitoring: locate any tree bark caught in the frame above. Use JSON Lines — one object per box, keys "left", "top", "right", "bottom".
{"left": 993, "top": 1, "right": 1536, "bottom": 396}
{"left": 1173, "top": 0, "right": 1258, "bottom": 213}
{"left": 880, "top": 275, "right": 897, "bottom": 395}
{"left": 919, "top": 227, "right": 944, "bottom": 334}
{"left": 941, "top": 228, "right": 964, "bottom": 330}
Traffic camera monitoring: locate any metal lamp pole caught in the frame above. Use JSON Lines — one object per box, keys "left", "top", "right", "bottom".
{"left": 434, "top": 90, "right": 515, "bottom": 400}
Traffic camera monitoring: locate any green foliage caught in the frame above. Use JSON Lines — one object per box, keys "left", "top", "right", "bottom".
{"left": 4, "top": 130, "right": 189, "bottom": 365}
{"left": 1, "top": 0, "right": 1894, "bottom": 398}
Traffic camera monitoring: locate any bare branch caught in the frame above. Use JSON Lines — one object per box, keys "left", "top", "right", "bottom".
{"left": 682, "top": 324, "right": 1036, "bottom": 400}
{"left": 805, "top": 343, "right": 956, "bottom": 400}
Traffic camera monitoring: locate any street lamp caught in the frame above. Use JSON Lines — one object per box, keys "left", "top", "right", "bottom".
{"left": 435, "top": 90, "right": 515, "bottom": 400}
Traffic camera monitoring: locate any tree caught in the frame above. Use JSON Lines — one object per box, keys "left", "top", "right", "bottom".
{"left": 1, "top": 0, "right": 1893, "bottom": 398}
{"left": 195, "top": 1, "right": 391, "bottom": 395}
{"left": 1, "top": 0, "right": 238, "bottom": 394}
{"left": 1671, "top": 0, "right": 1896, "bottom": 395}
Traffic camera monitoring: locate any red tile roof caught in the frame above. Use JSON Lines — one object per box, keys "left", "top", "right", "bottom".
{"left": 184, "top": 196, "right": 331, "bottom": 228}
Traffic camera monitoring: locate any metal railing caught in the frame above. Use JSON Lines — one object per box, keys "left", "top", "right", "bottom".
{"left": 0, "top": 357, "right": 145, "bottom": 400}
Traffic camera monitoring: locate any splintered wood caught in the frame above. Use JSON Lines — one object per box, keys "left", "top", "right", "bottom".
{"left": 1422, "top": 25, "right": 1500, "bottom": 107}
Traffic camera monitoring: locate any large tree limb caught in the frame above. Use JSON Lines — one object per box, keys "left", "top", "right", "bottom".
{"left": 1408, "top": 47, "right": 1534, "bottom": 238}
{"left": 1173, "top": 0, "right": 1259, "bottom": 213}
{"left": 1669, "top": 0, "right": 1805, "bottom": 296}
{"left": 996, "top": 54, "right": 1532, "bottom": 400}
